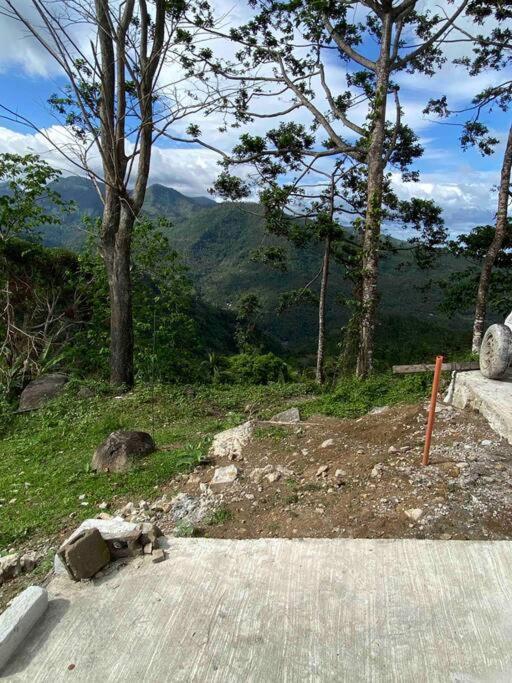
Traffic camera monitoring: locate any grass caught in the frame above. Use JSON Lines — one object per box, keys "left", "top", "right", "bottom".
{"left": 0, "top": 381, "right": 311, "bottom": 549}
{"left": 207, "top": 506, "right": 233, "bottom": 526}
{"left": 0, "top": 373, "right": 430, "bottom": 550}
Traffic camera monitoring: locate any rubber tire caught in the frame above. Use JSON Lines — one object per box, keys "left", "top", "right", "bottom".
{"left": 479, "top": 323, "right": 512, "bottom": 379}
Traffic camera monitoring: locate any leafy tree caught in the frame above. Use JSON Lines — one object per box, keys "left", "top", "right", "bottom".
{"left": 198, "top": 0, "right": 467, "bottom": 377}
{"left": 425, "top": 1, "right": 512, "bottom": 352}
{"left": 441, "top": 222, "right": 512, "bottom": 322}
{"left": 0, "top": 153, "right": 70, "bottom": 242}
{"left": 214, "top": 122, "right": 445, "bottom": 383}
{"left": 1, "top": 0, "right": 229, "bottom": 389}
{"left": 74, "top": 216, "right": 203, "bottom": 383}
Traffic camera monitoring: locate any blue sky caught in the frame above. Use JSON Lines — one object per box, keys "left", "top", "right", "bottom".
{"left": 0, "top": 1, "right": 509, "bottom": 236}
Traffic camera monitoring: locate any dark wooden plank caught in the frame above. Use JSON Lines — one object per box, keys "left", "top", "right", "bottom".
{"left": 392, "top": 361, "right": 479, "bottom": 375}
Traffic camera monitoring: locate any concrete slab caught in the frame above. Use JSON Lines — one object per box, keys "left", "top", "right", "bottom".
{"left": 3, "top": 539, "right": 512, "bottom": 682}
{"left": 447, "top": 369, "right": 512, "bottom": 444}
{"left": 0, "top": 586, "right": 48, "bottom": 672}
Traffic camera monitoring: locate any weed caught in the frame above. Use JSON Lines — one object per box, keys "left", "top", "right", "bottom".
{"left": 207, "top": 506, "right": 233, "bottom": 526}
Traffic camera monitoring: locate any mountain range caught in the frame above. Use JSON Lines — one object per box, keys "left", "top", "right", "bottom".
{"left": 35, "top": 176, "right": 471, "bottom": 362}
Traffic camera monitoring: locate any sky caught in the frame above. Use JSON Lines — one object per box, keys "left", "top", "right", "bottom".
{"left": 0, "top": 0, "right": 509, "bottom": 237}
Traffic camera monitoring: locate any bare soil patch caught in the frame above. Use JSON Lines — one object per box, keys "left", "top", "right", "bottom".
{"left": 182, "top": 402, "right": 512, "bottom": 540}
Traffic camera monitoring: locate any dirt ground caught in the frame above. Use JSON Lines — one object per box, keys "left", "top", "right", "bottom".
{"left": 3, "top": 401, "right": 512, "bottom": 613}
{"left": 176, "top": 402, "right": 512, "bottom": 541}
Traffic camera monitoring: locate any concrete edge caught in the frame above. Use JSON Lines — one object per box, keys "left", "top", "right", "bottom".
{"left": 0, "top": 586, "right": 48, "bottom": 672}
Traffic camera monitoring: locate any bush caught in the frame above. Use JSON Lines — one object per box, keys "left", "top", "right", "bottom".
{"left": 303, "top": 372, "right": 431, "bottom": 419}
{"left": 223, "top": 352, "right": 290, "bottom": 385}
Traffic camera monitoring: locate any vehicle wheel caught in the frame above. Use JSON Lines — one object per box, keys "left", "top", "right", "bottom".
{"left": 479, "top": 323, "right": 512, "bottom": 379}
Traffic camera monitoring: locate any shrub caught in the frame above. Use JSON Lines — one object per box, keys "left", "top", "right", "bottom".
{"left": 223, "top": 352, "right": 290, "bottom": 385}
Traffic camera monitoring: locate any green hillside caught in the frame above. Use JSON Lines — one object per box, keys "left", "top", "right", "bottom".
{"left": 33, "top": 176, "right": 471, "bottom": 362}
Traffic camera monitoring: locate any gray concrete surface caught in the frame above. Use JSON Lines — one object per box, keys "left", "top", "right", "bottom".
{"left": 0, "top": 587, "right": 47, "bottom": 671}
{"left": 448, "top": 369, "right": 512, "bottom": 444}
{"left": 3, "top": 539, "right": 512, "bottom": 682}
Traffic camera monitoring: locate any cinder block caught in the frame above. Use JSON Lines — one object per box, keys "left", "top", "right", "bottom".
{"left": 58, "top": 528, "right": 110, "bottom": 581}
{"left": 0, "top": 586, "right": 48, "bottom": 672}
{"left": 106, "top": 529, "right": 142, "bottom": 559}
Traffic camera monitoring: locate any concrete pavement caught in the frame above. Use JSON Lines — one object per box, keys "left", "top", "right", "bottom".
{"left": 3, "top": 538, "right": 512, "bottom": 681}
{"left": 448, "top": 370, "right": 512, "bottom": 445}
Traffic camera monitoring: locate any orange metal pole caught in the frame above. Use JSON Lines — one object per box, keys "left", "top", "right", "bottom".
{"left": 422, "top": 355, "right": 444, "bottom": 466}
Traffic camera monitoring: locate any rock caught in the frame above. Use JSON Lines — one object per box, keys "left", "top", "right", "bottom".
{"left": 404, "top": 508, "right": 423, "bottom": 522}
{"left": 369, "top": 406, "right": 389, "bottom": 415}
{"left": 152, "top": 549, "right": 166, "bottom": 564}
{"left": 388, "top": 446, "right": 398, "bottom": 454}
{"left": 335, "top": 469, "right": 347, "bottom": 480}
{"left": 321, "top": 439, "right": 334, "bottom": 449}
{"left": 19, "top": 551, "right": 39, "bottom": 573}
{"left": 276, "top": 465, "right": 293, "bottom": 478}
{"left": 58, "top": 528, "right": 110, "bottom": 581}
{"left": 210, "top": 465, "right": 239, "bottom": 492}
{"left": 92, "top": 431, "right": 155, "bottom": 473}
{"left": 265, "top": 471, "right": 281, "bottom": 483}
{"left": 0, "top": 554, "right": 21, "bottom": 585}
{"left": 120, "top": 502, "right": 136, "bottom": 517}
{"left": 170, "top": 493, "right": 217, "bottom": 526}
{"left": 316, "top": 465, "right": 329, "bottom": 477}
{"left": 270, "top": 408, "right": 300, "bottom": 423}
{"left": 371, "top": 463, "right": 385, "bottom": 478}
{"left": 140, "top": 522, "right": 163, "bottom": 547}
{"left": 480, "top": 439, "right": 492, "bottom": 447}
{"left": 77, "top": 386, "right": 95, "bottom": 399}
{"left": 143, "top": 543, "right": 153, "bottom": 555}
{"left": 209, "top": 421, "right": 253, "bottom": 459}
{"left": 249, "top": 465, "right": 273, "bottom": 484}
{"left": 98, "top": 501, "right": 109, "bottom": 510}
{"left": 18, "top": 373, "right": 68, "bottom": 412}
{"left": 108, "top": 529, "right": 142, "bottom": 559}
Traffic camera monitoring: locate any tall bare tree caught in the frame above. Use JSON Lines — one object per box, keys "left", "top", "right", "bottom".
{"left": 0, "top": 0, "right": 225, "bottom": 388}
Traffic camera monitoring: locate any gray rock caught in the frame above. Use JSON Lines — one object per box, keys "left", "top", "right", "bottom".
{"left": 210, "top": 465, "right": 240, "bottom": 491}
{"left": 170, "top": 493, "right": 217, "bottom": 526}
{"left": 270, "top": 408, "right": 300, "bottom": 423}
{"left": 321, "top": 439, "right": 334, "bottom": 449}
{"left": 0, "top": 554, "right": 20, "bottom": 585}
{"left": 209, "top": 422, "right": 253, "bottom": 459}
{"left": 404, "top": 508, "right": 423, "bottom": 522}
{"left": 18, "top": 373, "right": 68, "bottom": 412}
{"left": 92, "top": 431, "right": 155, "bottom": 473}
{"left": 77, "top": 386, "right": 95, "bottom": 399}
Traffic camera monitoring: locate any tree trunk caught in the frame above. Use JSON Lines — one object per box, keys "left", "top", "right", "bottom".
{"left": 100, "top": 189, "right": 135, "bottom": 389}
{"left": 356, "top": 18, "right": 392, "bottom": 378}
{"left": 316, "top": 233, "right": 332, "bottom": 384}
{"left": 471, "top": 124, "right": 512, "bottom": 353}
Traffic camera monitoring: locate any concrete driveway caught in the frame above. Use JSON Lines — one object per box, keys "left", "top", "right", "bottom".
{"left": 2, "top": 538, "right": 512, "bottom": 681}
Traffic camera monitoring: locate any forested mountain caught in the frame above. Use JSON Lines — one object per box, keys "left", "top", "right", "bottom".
{"left": 35, "top": 176, "right": 470, "bottom": 361}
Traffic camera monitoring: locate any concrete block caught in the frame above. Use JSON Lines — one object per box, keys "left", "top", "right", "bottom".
{"left": 0, "top": 586, "right": 48, "bottom": 671}
{"left": 58, "top": 528, "right": 110, "bottom": 581}
{"left": 447, "top": 370, "right": 512, "bottom": 444}
{"left": 106, "top": 529, "right": 142, "bottom": 559}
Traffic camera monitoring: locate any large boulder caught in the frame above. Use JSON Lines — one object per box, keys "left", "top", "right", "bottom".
{"left": 18, "top": 373, "right": 68, "bottom": 412}
{"left": 92, "top": 430, "right": 155, "bottom": 473}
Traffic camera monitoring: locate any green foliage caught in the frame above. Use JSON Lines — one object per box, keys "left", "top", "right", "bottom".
{"left": 71, "top": 216, "right": 205, "bottom": 382}
{"left": 207, "top": 506, "right": 232, "bottom": 525}
{"left": 303, "top": 373, "right": 431, "bottom": 419}
{"left": 223, "top": 353, "right": 290, "bottom": 385}
{"left": 0, "top": 153, "right": 72, "bottom": 242}
{"left": 441, "top": 223, "right": 512, "bottom": 319}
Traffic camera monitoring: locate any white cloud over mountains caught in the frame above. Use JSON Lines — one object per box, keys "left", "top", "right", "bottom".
{"left": 0, "top": 0, "right": 508, "bottom": 234}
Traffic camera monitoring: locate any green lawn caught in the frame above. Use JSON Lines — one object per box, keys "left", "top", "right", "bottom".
{"left": 0, "top": 374, "right": 430, "bottom": 550}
